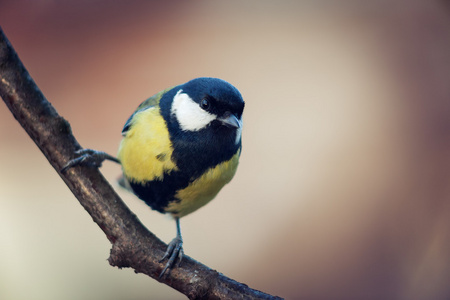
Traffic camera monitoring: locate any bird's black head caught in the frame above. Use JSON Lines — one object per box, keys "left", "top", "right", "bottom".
{"left": 160, "top": 77, "right": 245, "bottom": 175}
{"left": 169, "top": 77, "right": 244, "bottom": 133}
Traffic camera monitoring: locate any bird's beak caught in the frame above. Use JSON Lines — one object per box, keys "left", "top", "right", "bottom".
{"left": 218, "top": 112, "right": 242, "bottom": 129}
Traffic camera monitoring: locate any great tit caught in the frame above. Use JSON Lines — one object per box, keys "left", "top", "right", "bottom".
{"left": 62, "top": 77, "right": 244, "bottom": 277}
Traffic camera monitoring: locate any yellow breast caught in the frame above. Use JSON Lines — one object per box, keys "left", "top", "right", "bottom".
{"left": 166, "top": 150, "right": 240, "bottom": 218}
{"left": 117, "top": 107, "right": 178, "bottom": 183}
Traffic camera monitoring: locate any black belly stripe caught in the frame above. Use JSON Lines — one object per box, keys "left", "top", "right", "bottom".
{"left": 128, "top": 170, "right": 190, "bottom": 214}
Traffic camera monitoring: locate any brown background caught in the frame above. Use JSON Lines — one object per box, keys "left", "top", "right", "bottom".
{"left": 1, "top": 1, "right": 450, "bottom": 299}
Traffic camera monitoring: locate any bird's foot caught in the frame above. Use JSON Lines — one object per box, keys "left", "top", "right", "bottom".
{"left": 61, "top": 149, "right": 120, "bottom": 172}
{"left": 159, "top": 236, "right": 184, "bottom": 278}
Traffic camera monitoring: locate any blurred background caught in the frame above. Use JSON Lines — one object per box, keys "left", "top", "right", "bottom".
{"left": 1, "top": 1, "right": 450, "bottom": 299}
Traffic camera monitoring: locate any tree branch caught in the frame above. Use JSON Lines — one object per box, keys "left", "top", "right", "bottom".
{"left": 0, "top": 27, "right": 282, "bottom": 300}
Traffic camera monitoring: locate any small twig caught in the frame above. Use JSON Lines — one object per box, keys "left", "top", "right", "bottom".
{"left": 0, "top": 27, "right": 283, "bottom": 300}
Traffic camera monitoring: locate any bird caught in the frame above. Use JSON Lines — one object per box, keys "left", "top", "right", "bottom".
{"left": 62, "top": 77, "right": 245, "bottom": 277}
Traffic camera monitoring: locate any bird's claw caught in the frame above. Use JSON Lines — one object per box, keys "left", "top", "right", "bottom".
{"left": 159, "top": 237, "right": 183, "bottom": 278}
{"left": 61, "top": 149, "right": 119, "bottom": 172}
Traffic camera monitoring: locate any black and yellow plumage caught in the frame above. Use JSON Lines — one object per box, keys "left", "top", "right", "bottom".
{"left": 118, "top": 77, "right": 243, "bottom": 217}
{"left": 63, "top": 77, "right": 245, "bottom": 276}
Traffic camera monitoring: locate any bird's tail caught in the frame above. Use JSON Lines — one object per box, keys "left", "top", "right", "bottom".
{"left": 117, "top": 175, "right": 133, "bottom": 193}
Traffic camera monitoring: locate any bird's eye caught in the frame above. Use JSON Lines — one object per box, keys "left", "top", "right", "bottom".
{"left": 200, "top": 98, "right": 210, "bottom": 110}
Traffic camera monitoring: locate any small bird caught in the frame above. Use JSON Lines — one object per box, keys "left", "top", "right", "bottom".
{"left": 62, "top": 77, "right": 244, "bottom": 277}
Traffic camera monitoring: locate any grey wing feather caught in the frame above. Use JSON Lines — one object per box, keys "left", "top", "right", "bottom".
{"left": 121, "top": 87, "right": 174, "bottom": 136}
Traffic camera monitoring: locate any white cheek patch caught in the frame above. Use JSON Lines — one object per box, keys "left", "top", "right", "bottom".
{"left": 171, "top": 90, "right": 217, "bottom": 131}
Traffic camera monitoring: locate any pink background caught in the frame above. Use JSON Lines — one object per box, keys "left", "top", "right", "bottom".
{"left": 1, "top": 1, "right": 450, "bottom": 299}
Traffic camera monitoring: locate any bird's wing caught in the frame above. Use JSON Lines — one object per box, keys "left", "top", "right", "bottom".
{"left": 122, "top": 87, "right": 174, "bottom": 136}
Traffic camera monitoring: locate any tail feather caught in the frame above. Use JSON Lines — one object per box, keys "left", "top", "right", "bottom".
{"left": 117, "top": 175, "right": 133, "bottom": 193}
